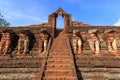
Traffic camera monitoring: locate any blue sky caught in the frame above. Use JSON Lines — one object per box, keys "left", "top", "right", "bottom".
{"left": 0, "top": 0, "right": 120, "bottom": 28}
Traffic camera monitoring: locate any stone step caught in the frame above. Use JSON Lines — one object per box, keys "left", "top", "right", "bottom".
{"left": 0, "top": 73, "right": 38, "bottom": 80}
{"left": 76, "top": 61, "right": 120, "bottom": 67}
{"left": 50, "top": 50, "right": 71, "bottom": 52}
{"left": 76, "top": 57, "right": 120, "bottom": 62}
{"left": 74, "top": 50, "right": 120, "bottom": 55}
{"left": 47, "top": 58, "right": 71, "bottom": 61}
{"left": 80, "top": 72, "right": 120, "bottom": 80}
{"left": 48, "top": 55, "right": 70, "bottom": 57}
{"left": 48, "top": 56, "right": 71, "bottom": 58}
{"left": 51, "top": 46, "right": 69, "bottom": 48}
{"left": 50, "top": 49, "right": 70, "bottom": 52}
{"left": 48, "top": 54, "right": 71, "bottom": 58}
{"left": 47, "top": 59, "right": 71, "bottom": 61}
{"left": 78, "top": 68, "right": 120, "bottom": 73}
{"left": 47, "top": 60, "right": 71, "bottom": 64}
{"left": 46, "top": 63, "right": 71, "bottom": 68}
{"left": 45, "top": 67, "right": 71, "bottom": 71}
{"left": 75, "top": 56, "right": 120, "bottom": 61}
{"left": 51, "top": 45, "right": 68, "bottom": 47}
{"left": 46, "top": 61, "right": 71, "bottom": 65}
{"left": 43, "top": 76, "right": 75, "bottom": 80}
{"left": 0, "top": 56, "right": 43, "bottom": 61}
{"left": 49, "top": 53, "right": 70, "bottom": 55}
{"left": 50, "top": 49, "right": 70, "bottom": 51}
{"left": 51, "top": 45, "right": 69, "bottom": 47}
{"left": 54, "top": 38, "right": 67, "bottom": 40}
{"left": 47, "top": 59, "right": 71, "bottom": 62}
{"left": 0, "top": 68, "right": 40, "bottom": 73}
{"left": 52, "top": 44, "right": 68, "bottom": 46}
{"left": 48, "top": 54, "right": 70, "bottom": 56}
{"left": 52, "top": 42, "right": 68, "bottom": 44}
{"left": 44, "top": 70, "right": 72, "bottom": 76}
{"left": 50, "top": 50, "right": 70, "bottom": 53}
{"left": 0, "top": 61, "right": 42, "bottom": 68}
{"left": 50, "top": 49, "right": 71, "bottom": 54}
{"left": 0, "top": 54, "right": 44, "bottom": 59}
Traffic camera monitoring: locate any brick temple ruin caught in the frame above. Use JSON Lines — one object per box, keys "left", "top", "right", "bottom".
{"left": 0, "top": 8, "right": 120, "bottom": 80}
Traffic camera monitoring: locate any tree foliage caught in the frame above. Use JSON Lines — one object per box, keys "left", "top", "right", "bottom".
{"left": 0, "top": 13, "right": 10, "bottom": 27}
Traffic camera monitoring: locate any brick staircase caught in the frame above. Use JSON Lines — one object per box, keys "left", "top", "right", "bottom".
{"left": 39, "top": 31, "right": 78, "bottom": 80}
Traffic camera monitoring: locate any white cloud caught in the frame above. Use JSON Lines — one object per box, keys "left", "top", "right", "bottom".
{"left": 114, "top": 18, "right": 120, "bottom": 26}
{"left": 3, "top": 9, "right": 46, "bottom": 26}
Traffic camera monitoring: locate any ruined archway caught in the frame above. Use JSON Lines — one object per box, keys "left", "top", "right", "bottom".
{"left": 48, "top": 8, "right": 72, "bottom": 35}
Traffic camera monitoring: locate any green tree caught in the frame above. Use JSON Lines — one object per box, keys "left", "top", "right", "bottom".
{"left": 0, "top": 13, "right": 10, "bottom": 27}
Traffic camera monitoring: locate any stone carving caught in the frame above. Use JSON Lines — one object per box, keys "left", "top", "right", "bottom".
{"left": 103, "top": 29, "right": 119, "bottom": 55}
{"left": 72, "top": 30, "right": 82, "bottom": 54}
{"left": 87, "top": 29, "right": 100, "bottom": 56}
{"left": 0, "top": 29, "right": 11, "bottom": 55}
{"left": 39, "top": 29, "right": 50, "bottom": 54}
{"left": 16, "top": 30, "right": 30, "bottom": 55}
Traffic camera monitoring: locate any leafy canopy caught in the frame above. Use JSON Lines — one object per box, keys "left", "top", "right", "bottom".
{"left": 0, "top": 13, "right": 10, "bottom": 27}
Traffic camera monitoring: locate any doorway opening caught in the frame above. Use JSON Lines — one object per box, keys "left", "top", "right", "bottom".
{"left": 56, "top": 16, "right": 64, "bottom": 29}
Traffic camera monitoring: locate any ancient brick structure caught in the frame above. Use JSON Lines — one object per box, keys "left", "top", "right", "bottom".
{"left": 0, "top": 8, "right": 120, "bottom": 80}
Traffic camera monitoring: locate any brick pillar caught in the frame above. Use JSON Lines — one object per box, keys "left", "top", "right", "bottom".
{"left": 64, "top": 14, "right": 71, "bottom": 33}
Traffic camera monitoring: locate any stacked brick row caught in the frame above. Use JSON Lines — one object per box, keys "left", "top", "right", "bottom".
{"left": 0, "top": 55, "right": 44, "bottom": 80}
{"left": 75, "top": 55, "right": 120, "bottom": 80}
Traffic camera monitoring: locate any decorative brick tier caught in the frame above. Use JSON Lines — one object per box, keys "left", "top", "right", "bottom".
{"left": 75, "top": 54, "right": 120, "bottom": 80}
{"left": 0, "top": 55, "right": 44, "bottom": 80}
